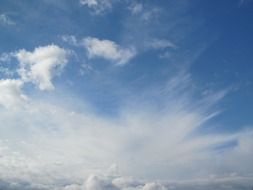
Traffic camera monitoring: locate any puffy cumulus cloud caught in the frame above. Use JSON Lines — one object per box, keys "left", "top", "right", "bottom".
{"left": 84, "top": 175, "right": 119, "bottom": 190}
{"left": 166, "top": 175, "right": 253, "bottom": 190}
{"left": 80, "top": 0, "right": 115, "bottom": 15}
{"left": 15, "top": 45, "right": 69, "bottom": 90}
{"left": 0, "top": 79, "right": 27, "bottom": 109}
{"left": 83, "top": 37, "right": 136, "bottom": 65}
{"left": 62, "top": 35, "right": 136, "bottom": 65}
{"left": 112, "top": 176, "right": 141, "bottom": 189}
{"left": 81, "top": 175, "right": 167, "bottom": 190}
{"left": 61, "top": 174, "right": 253, "bottom": 190}
{"left": 0, "top": 174, "right": 252, "bottom": 190}
{"left": 61, "top": 175, "right": 165, "bottom": 190}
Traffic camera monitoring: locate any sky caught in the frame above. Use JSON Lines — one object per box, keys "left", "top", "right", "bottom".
{"left": 0, "top": 0, "right": 253, "bottom": 189}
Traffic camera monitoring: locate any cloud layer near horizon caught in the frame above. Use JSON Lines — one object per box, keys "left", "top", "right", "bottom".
{"left": 0, "top": 60, "right": 253, "bottom": 189}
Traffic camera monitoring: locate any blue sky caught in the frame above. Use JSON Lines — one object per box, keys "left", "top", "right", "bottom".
{"left": 0, "top": 0, "right": 253, "bottom": 190}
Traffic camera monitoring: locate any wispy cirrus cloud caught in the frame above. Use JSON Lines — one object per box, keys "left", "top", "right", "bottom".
{"left": 128, "top": 2, "right": 143, "bottom": 15}
{"left": 145, "top": 39, "right": 177, "bottom": 50}
{"left": 0, "top": 14, "right": 15, "bottom": 26}
{"left": 79, "top": 0, "right": 116, "bottom": 15}
{"left": 62, "top": 35, "right": 176, "bottom": 64}
{"left": 0, "top": 67, "right": 253, "bottom": 190}
{"left": 239, "top": 0, "right": 253, "bottom": 6}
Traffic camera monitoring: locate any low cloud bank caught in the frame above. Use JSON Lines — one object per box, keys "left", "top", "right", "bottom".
{"left": 0, "top": 173, "right": 252, "bottom": 190}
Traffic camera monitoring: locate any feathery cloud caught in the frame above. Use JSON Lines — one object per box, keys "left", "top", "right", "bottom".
{"left": 80, "top": 0, "right": 114, "bottom": 15}
{"left": 0, "top": 14, "right": 15, "bottom": 26}
{"left": 129, "top": 3, "right": 143, "bottom": 15}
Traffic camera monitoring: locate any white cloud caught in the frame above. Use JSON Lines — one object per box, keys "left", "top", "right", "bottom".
{"left": 112, "top": 176, "right": 141, "bottom": 189}
{"left": 83, "top": 37, "right": 136, "bottom": 65}
{"left": 0, "top": 100, "right": 252, "bottom": 189}
{"left": 0, "top": 67, "right": 15, "bottom": 77}
{"left": 129, "top": 3, "right": 143, "bottom": 15}
{"left": 0, "top": 53, "right": 16, "bottom": 77}
{"left": 62, "top": 35, "right": 79, "bottom": 46}
{"left": 15, "top": 44, "right": 69, "bottom": 90}
{"left": 140, "top": 7, "right": 161, "bottom": 22}
{"left": 0, "top": 79, "right": 26, "bottom": 109}
{"left": 128, "top": 2, "right": 161, "bottom": 22}
{"left": 0, "top": 14, "right": 15, "bottom": 26}
{"left": 142, "top": 182, "right": 166, "bottom": 190}
{"left": 62, "top": 35, "right": 136, "bottom": 65}
{"left": 0, "top": 1, "right": 251, "bottom": 190}
{"left": 84, "top": 175, "right": 119, "bottom": 190}
{"left": 146, "top": 39, "right": 176, "bottom": 50}
{"left": 0, "top": 52, "right": 14, "bottom": 62}
{"left": 80, "top": 0, "right": 114, "bottom": 15}
{"left": 63, "top": 184, "right": 81, "bottom": 190}
{"left": 0, "top": 72, "right": 252, "bottom": 189}
{"left": 0, "top": 172, "right": 252, "bottom": 190}
{"left": 80, "top": 0, "right": 98, "bottom": 7}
